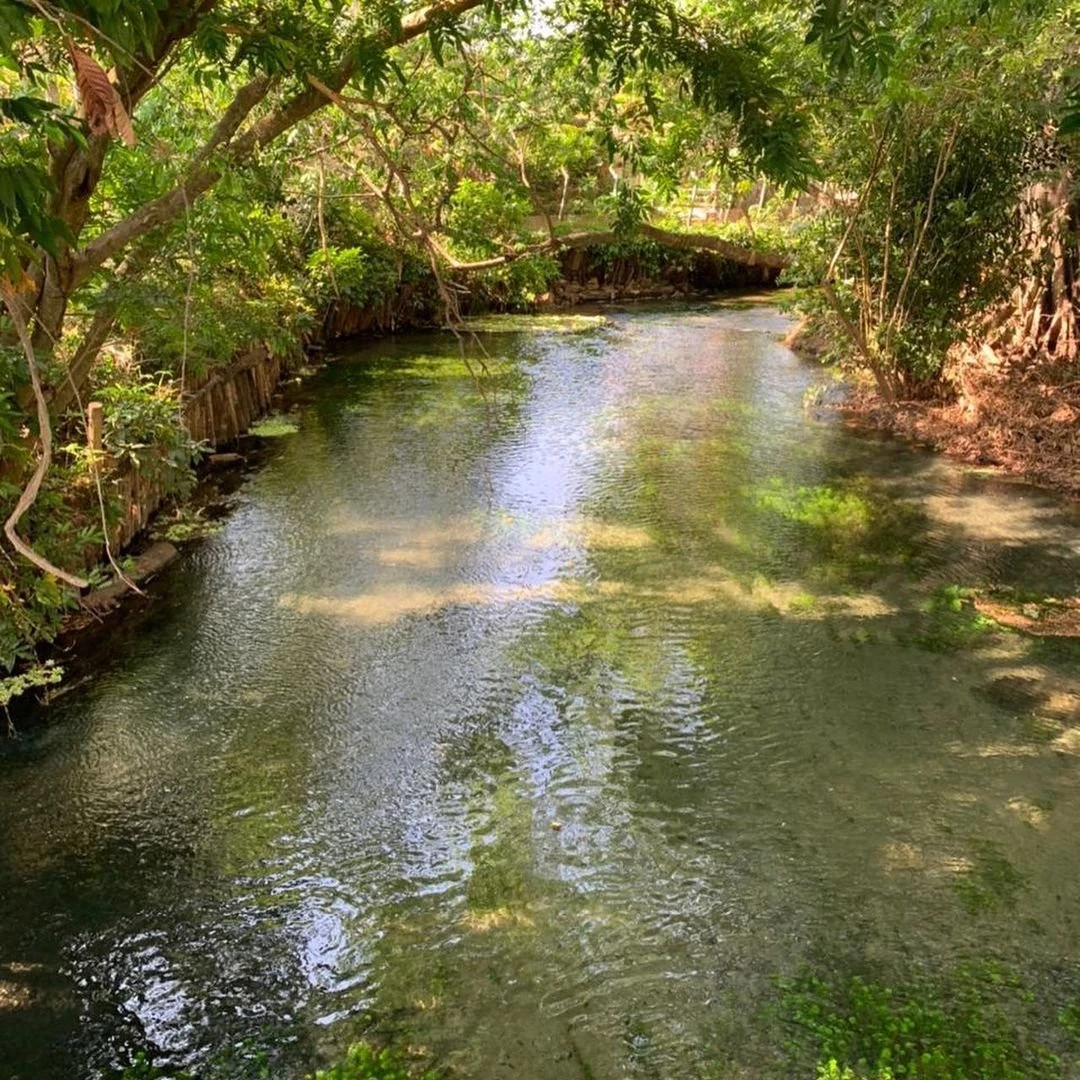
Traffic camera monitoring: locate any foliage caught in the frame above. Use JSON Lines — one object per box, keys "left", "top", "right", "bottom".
{"left": 446, "top": 179, "right": 530, "bottom": 255}
{"left": 306, "top": 245, "right": 399, "bottom": 311}
{"left": 93, "top": 379, "right": 203, "bottom": 492}
{"left": 465, "top": 254, "right": 562, "bottom": 310}
{"left": 0, "top": 659, "right": 63, "bottom": 710}
{"left": 590, "top": 238, "right": 675, "bottom": 279}
{"left": 0, "top": 458, "right": 105, "bottom": 675}
{"left": 102, "top": 170, "right": 315, "bottom": 374}
{"left": 796, "top": 0, "right": 1055, "bottom": 395}
{"left": 780, "top": 964, "right": 1073, "bottom": 1079}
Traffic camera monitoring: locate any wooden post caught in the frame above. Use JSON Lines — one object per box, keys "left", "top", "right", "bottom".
{"left": 87, "top": 401, "right": 104, "bottom": 453}
{"left": 686, "top": 182, "right": 697, "bottom": 227}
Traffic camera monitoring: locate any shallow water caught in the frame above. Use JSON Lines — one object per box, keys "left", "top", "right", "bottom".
{"left": 2, "top": 304, "right": 1080, "bottom": 1079}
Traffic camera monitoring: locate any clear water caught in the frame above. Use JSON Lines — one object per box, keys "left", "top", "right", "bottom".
{"left": 2, "top": 304, "right": 1079, "bottom": 1079}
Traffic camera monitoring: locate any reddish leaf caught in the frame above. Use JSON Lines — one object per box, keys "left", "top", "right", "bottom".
{"left": 68, "top": 45, "right": 136, "bottom": 147}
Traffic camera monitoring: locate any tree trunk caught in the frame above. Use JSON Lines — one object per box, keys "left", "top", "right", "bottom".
{"left": 1012, "top": 172, "right": 1079, "bottom": 360}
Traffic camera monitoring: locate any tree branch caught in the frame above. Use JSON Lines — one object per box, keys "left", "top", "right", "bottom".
{"left": 443, "top": 225, "right": 790, "bottom": 273}
{"left": 71, "top": 0, "right": 487, "bottom": 285}
{"left": 1, "top": 283, "right": 89, "bottom": 589}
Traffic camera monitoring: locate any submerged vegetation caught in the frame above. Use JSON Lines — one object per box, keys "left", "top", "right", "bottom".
{"left": 753, "top": 478, "right": 928, "bottom": 585}
{"left": 780, "top": 965, "right": 1080, "bottom": 1080}
{"left": 912, "top": 586, "right": 1002, "bottom": 653}
{"left": 0, "top": 0, "right": 1077, "bottom": 683}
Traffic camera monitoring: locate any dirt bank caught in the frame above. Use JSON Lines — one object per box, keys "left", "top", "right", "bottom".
{"left": 788, "top": 321, "right": 1080, "bottom": 499}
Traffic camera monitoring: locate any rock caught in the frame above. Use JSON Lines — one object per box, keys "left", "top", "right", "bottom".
{"left": 82, "top": 541, "right": 180, "bottom": 613}
{"left": 208, "top": 452, "right": 244, "bottom": 468}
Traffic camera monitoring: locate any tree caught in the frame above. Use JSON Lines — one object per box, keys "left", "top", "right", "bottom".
{"left": 793, "top": 0, "right": 1070, "bottom": 397}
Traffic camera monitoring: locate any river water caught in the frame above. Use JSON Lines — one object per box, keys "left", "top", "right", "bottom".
{"left": 2, "top": 304, "right": 1080, "bottom": 1079}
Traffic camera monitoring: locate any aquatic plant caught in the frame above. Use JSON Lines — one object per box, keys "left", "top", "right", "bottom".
{"left": 249, "top": 414, "right": 300, "bottom": 438}
{"left": 952, "top": 839, "right": 1028, "bottom": 915}
{"left": 117, "top": 1043, "right": 438, "bottom": 1080}
{"left": 912, "top": 585, "right": 999, "bottom": 652}
{"left": 779, "top": 964, "right": 1072, "bottom": 1080}
{"left": 752, "top": 477, "right": 927, "bottom": 585}
{"left": 312, "top": 1043, "right": 439, "bottom": 1080}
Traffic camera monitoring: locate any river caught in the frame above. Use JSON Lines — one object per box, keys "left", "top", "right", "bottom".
{"left": 2, "top": 304, "right": 1079, "bottom": 1079}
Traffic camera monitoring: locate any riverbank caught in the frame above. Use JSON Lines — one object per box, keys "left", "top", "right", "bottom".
{"left": 788, "top": 320, "right": 1080, "bottom": 500}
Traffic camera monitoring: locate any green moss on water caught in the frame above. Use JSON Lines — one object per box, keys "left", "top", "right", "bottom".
{"left": 249, "top": 413, "right": 299, "bottom": 437}
{"left": 393, "top": 354, "right": 521, "bottom": 381}
{"left": 460, "top": 314, "right": 609, "bottom": 334}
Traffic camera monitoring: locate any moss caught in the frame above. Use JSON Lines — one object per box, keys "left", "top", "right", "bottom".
{"left": 460, "top": 314, "right": 609, "bottom": 334}
{"left": 249, "top": 413, "right": 299, "bottom": 437}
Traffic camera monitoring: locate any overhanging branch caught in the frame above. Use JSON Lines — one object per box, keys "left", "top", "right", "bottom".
{"left": 71, "top": 0, "right": 489, "bottom": 286}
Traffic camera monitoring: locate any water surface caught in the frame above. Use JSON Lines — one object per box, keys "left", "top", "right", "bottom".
{"left": 2, "top": 304, "right": 1080, "bottom": 1078}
